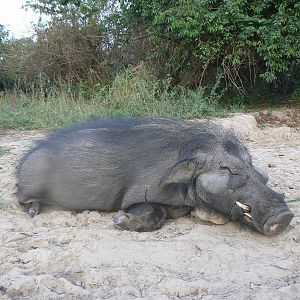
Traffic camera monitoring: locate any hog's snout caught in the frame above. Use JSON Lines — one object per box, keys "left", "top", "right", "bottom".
{"left": 263, "top": 210, "right": 294, "bottom": 235}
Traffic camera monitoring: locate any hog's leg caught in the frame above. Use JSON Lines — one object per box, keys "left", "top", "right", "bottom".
{"left": 113, "top": 203, "right": 167, "bottom": 232}
{"left": 18, "top": 198, "right": 41, "bottom": 217}
{"left": 17, "top": 190, "right": 41, "bottom": 217}
{"left": 163, "top": 205, "right": 193, "bottom": 219}
{"left": 27, "top": 201, "right": 41, "bottom": 217}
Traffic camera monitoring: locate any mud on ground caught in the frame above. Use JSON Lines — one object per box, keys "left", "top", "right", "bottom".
{"left": 0, "top": 113, "right": 299, "bottom": 299}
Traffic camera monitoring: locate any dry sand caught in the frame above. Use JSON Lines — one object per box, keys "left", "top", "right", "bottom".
{"left": 0, "top": 113, "right": 299, "bottom": 299}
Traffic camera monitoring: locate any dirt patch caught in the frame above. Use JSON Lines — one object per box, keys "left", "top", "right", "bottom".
{"left": 254, "top": 108, "right": 300, "bottom": 128}
{"left": 0, "top": 115, "right": 299, "bottom": 299}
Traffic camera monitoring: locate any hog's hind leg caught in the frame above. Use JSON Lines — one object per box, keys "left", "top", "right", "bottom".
{"left": 25, "top": 201, "right": 40, "bottom": 217}
{"left": 17, "top": 185, "right": 42, "bottom": 217}
{"left": 17, "top": 192, "right": 41, "bottom": 217}
{"left": 17, "top": 148, "right": 49, "bottom": 217}
{"left": 113, "top": 203, "right": 167, "bottom": 232}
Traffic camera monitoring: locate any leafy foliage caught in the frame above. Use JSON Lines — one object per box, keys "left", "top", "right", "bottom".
{"left": 0, "top": 25, "right": 12, "bottom": 89}
{"left": 121, "top": 0, "right": 300, "bottom": 92}
{"left": 1, "top": 0, "right": 300, "bottom": 101}
{"left": 3, "top": 1, "right": 116, "bottom": 92}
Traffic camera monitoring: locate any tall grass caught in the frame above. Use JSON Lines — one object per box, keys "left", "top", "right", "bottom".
{"left": 0, "top": 65, "right": 243, "bottom": 131}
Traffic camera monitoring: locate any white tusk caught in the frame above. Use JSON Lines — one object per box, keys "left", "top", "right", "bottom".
{"left": 235, "top": 201, "right": 251, "bottom": 212}
{"left": 244, "top": 212, "right": 253, "bottom": 219}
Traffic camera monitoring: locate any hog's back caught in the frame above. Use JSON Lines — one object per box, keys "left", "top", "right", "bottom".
{"left": 18, "top": 123, "right": 180, "bottom": 211}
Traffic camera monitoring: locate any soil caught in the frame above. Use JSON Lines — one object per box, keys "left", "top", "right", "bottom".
{"left": 0, "top": 113, "right": 299, "bottom": 299}
{"left": 254, "top": 108, "right": 300, "bottom": 128}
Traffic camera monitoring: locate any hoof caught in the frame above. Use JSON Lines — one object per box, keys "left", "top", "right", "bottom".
{"left": 113, "top": 213, "right": 131, "bottom": 230}
{"left": 28, "top": 208, "right": 38, "bottom": 218}
{"left": 27, "top": 203, "right": 40, "bottom": 218}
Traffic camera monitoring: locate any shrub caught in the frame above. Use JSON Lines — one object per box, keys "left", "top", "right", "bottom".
{"left": 121, "top": 0, "right": 300, "bottom": 93}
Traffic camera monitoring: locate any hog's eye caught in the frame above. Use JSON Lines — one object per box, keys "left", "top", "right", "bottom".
{"left": 220, "top": 164, "right": 240, "bottom": 176}
{"left": 220, "top": 166, "right": 230, "bottom": 174}
{"left": 220, "top": 165, "right": 228, "bottom": 170}
{"left": 219, "top": 164, "right": 231, "bottom": 173}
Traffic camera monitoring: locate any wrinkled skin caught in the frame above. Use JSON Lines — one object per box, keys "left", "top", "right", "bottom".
{"left": 17, "top": 118, "right": 293, "bottom": 234}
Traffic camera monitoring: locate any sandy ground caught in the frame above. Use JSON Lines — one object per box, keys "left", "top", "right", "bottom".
{"left": 0, "top": 113, "right": 299, "bottom": 300}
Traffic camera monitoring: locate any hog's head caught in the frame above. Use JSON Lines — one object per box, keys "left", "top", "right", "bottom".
{"left": 163, "top": 131, "right": 294, "bottom": 235}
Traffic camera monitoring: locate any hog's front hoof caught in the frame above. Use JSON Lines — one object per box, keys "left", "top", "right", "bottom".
{"left": 113, "top": 212, "right": 131, "bottom": 230}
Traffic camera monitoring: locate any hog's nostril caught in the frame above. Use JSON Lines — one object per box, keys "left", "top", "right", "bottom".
{"left": 269, "top": 224, "right": 280, "bottom": 232}
{"left": 263, "top": 211, "right": 294, "bottom": 235}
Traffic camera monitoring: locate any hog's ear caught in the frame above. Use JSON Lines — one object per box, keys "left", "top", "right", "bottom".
{"left": 162, "top": 159, "right": 204, "bottom": 185}
{"left": 253, "top": 165, "right": 269, "bottom": 184}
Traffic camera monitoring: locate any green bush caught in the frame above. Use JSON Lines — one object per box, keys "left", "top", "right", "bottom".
{"left": 2, "top": 0, "right": 300, "bottom": 103}
{"left": 121, "top": 0, "right": 300, "bottom": 92}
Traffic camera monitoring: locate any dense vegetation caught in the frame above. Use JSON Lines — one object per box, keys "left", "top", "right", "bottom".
{"left": 0, "top": 0, "right": 300, "bottom": 130}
